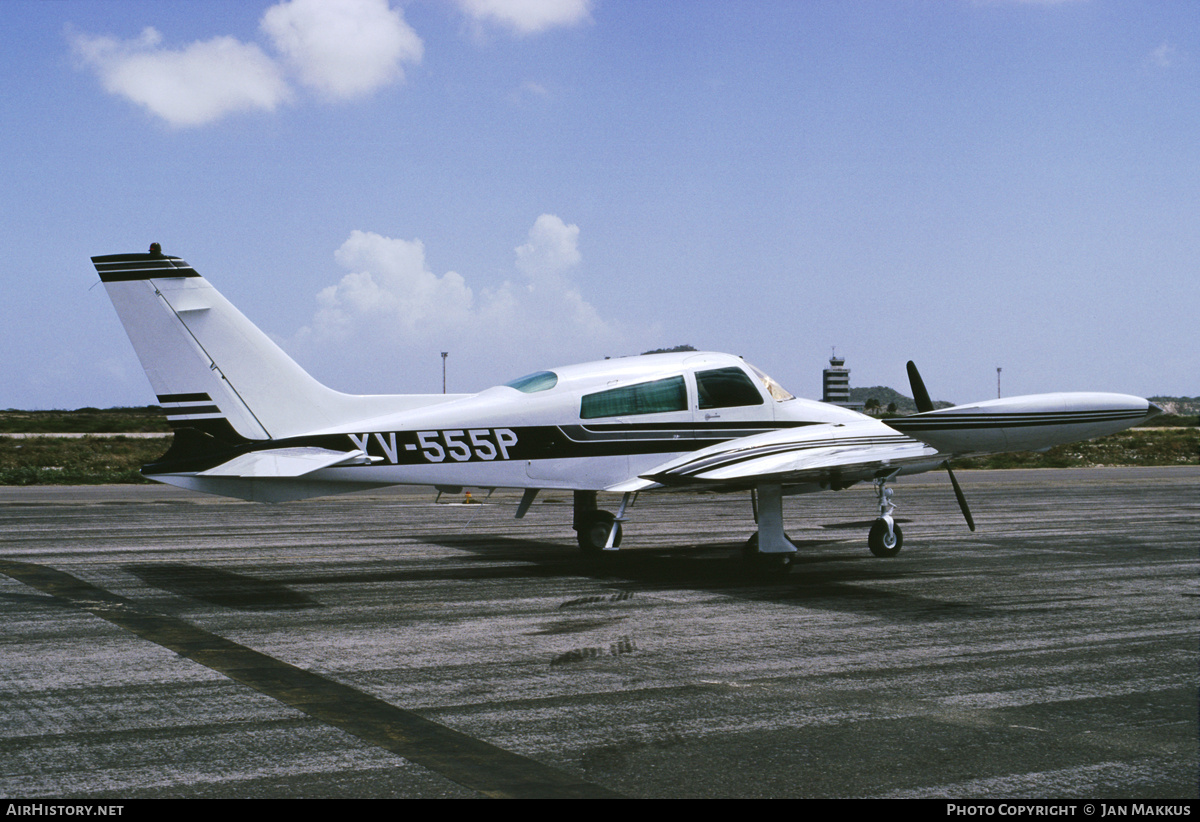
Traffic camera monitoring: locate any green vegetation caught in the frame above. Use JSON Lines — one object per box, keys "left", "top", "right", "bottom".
{"left": 955, "top": 427, "right": 1198, "bottom": 469}
{"left": 1149, "top": 396, "right": 1200, "bottom": 419}
{"left": 1138, "top": 413, "right": 1199, "bottom": 428}
{"left": 0, "top": 435, "right": 168, "bottom": 485}
{"left": 0, "top": 407, "right": 169, "bottom": 434}
{"left": 641, "top": 345, "right": 698, "bottom": 355}
{"left": 849, "top": 387, "right": 953, "bottom": 414}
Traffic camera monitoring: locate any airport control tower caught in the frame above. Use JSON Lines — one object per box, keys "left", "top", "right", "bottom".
{"left": 822, "top": 352, "right": 851, "bottom": 405}
{"left": 822, "top": 351, "right": 864, "bottom": 411}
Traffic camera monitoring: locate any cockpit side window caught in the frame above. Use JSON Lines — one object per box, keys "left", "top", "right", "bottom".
{"left": 747, "top": 363, "right": 796, "bottom": 402}
{"left": 580, "top": 376, "right": 687, "bottom": 419}
{"left": 695, "top": 367, "right": 765, "bottom": 409}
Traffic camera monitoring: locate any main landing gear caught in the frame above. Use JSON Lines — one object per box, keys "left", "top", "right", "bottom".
{"left": 571, "top": 477, "right": 910, "bottom": 562}
{"left": 742, "top": 484, "right": 797, "bottom": 572}
{"left": 741, "top": 475, "right": 906, "bottom": 568}
{"left": 573, "top": 490, "right": 630, "bottom": 554}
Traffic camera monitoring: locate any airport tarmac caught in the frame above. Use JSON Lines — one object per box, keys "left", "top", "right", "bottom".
{"left": 0, "top": 467, "right": 1196, "bottom": 799}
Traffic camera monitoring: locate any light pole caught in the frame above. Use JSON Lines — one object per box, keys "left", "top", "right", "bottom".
{"left": 441, "top": 352, "right": 448, "bottom": 393}
{"left": 997, "top": 367, "right": 1002, "bottom": 399}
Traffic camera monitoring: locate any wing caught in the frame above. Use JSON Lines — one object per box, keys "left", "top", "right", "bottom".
{"left": 609, "top": 391, "right": 1160, "bottom": 494}
{"left": 608, "top": 420, "right": 942, "bottom": 493}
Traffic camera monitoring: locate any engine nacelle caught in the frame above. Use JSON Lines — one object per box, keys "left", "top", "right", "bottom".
{"left": 884, "top": 393, "right": 1159, "bottom": 456}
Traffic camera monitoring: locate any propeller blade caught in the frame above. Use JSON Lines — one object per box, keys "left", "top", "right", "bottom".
{"left": 906, "top": 361, "right": 934, "bottom": 414}
{"left": 906, "top": 363, "right": 973, "bottom": 530}
{"left": 943, "top": 462, "right": 976, "bottom": 532}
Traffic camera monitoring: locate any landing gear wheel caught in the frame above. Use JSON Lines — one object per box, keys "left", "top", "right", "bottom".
{"left": 868, "top": 519, "right": 903, "bottom": 557}
{"left": 742, "top": 533, "right": 793, "bottom": 573}
{"left": 577, "top": 511, "right": 622, "bottom": 554}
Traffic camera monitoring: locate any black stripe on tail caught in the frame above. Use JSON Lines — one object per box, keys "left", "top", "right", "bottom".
{"left": 93, "top": 253, "right": 199, "bottom": 282}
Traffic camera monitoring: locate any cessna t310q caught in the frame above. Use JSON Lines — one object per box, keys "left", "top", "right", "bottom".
{"left": 93, "top": 246, "right": 1161, "bottom": 567}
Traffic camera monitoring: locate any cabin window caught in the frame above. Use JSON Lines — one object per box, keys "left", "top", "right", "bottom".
{"left": 695, "top": 367, "right": 765, "bottom": 409}
{"left": 580, "top": 376, "right": 687, "bottom": 419}
{"left": 504, "top": 371, "right": 558, "bottom": 393}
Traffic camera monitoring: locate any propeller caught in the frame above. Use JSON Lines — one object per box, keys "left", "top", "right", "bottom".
{"left": 944, "top": 462, "right": 976, "bottom": 532}
{"left": 906, "top": 360, "right": 934, "bottom": 414}
{"left": 906, "top": 361, "right": 976, "bottom": 532}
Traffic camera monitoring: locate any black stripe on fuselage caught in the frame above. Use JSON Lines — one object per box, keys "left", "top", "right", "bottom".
{"left": 559, "top": 420, "right": 815, "bottom": 442}
{"left": 140, "top": 421, "right": 823, "bottom": 475}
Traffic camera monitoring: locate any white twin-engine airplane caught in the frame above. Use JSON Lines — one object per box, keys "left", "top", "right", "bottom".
{"left": 94, "top": 246, "right": 1161, "bottom": 566}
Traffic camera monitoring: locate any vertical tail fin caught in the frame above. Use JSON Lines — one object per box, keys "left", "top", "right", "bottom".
{"left": 94, "top": 249, "right": 434, "bottom": 443}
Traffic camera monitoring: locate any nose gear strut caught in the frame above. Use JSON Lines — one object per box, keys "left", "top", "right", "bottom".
{"left": 868, "top": 474, "right": 903, "bottom": 557}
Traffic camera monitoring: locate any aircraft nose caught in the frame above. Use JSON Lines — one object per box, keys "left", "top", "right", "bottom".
{"left": 1146, "top": 401, "right": 1165, "bottom": 419}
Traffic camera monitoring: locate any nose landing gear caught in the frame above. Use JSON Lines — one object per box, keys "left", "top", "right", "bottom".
{"left": 868, "top": 475, "right": 903, "bottom": 557}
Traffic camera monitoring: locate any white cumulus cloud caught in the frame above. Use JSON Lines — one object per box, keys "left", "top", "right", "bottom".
{"left": 69, "top": 26, "right": 291, "bottom": 127}
{"left": 516, "top": 213, "right": 582, "bottom": 284}
{"left": 261, "top": 0, "right": 423, "bottom": 98}
{"left": 70, "top": 0, "right": 422, "bottom": 127}
{"left": 455, "top": 0, "right": 593, "bottom": 35}
{"left": 293, "top": 215, "right": 636, "bottom": 393}
{"left": 311, "top": 230, "right": 475, "bottom": 340}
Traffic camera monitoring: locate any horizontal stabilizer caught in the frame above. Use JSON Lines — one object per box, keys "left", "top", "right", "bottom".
{"left": 198, "top": 448, "right": 374, "bottom": 478}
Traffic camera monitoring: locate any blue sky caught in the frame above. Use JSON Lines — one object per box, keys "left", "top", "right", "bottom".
{"left": 2, "top": 0, "right": 1196, "bottom": 410}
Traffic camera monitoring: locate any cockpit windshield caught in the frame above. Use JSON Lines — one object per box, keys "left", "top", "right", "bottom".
{"left": 747, "top": 363, "right": 796, "bottom": 402}
{"left": 504, "top": 370, "right": 559, "bottom": 393}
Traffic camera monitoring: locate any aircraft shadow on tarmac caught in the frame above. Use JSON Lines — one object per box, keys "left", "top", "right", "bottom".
{"left": 426, "top": 533, "right": 999, "bottom": 621}
{"left": 113, "top": 528, "right": 996, "bottom": 621}
{"left": 124, "top": 563, "right": 322, "bottom": 611}
{"left": 104, "top": 532, "right": 983, "bottom": 622}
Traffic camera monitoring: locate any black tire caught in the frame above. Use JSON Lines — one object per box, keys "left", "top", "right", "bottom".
{"left": 577, "top": 510, "right": 622, "bottom": 553}
{"left": 868, "top": 519, "right": 903, "bottom": 557}
{"left": 742, "top": 533, "right": 793, "bottom": 573}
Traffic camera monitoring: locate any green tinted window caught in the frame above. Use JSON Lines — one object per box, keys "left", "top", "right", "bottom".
{"left": 581, "top": 376, "right": 687, "bottom": 419}
{"left": 504, "top": 371, "right": 558, "bottom": 393}
{"left": 695, "top": 367, "right": 765, "bottom": 409}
